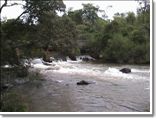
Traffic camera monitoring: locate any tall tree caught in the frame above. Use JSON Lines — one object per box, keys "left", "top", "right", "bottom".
{"left": 126, "top": 12, "right": 136, "bottom": 25}
{"left": 82, "top": 3, "right": 99, "bottom": 25}
{"left": 1, "top": 0, "right": 66, "bottom": 64}
{"left": 68, "top": 9, "right": 83, "bottom": 25}
{"left": 0, "top": 0, "right": 20, "bottom": 14}
{"left": 37, "top": 13, "right": 78, "bottom": 61}
{"left": 22, "top": 0, "right": 65, "bottom": 23}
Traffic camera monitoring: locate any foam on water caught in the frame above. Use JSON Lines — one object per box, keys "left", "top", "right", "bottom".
{"left": 131, "top": 68, "right": 150, "bottom": 73}
{"left": 33, "top": 64, "right": 51, "bottom": 69}
{"left": 31, "top": 58, "right": 43, "bottom": 64}
{"left": 31, "top": 58, "right": 50, "bottom": 69}
{"left": 103, "top": 67, "right": 133, "bottom": 79}
{"left": 53, "top": 66, "right": 101, "bottom": 76}
{"left": 31, "top": 58, "right": 150, "bottom": 81}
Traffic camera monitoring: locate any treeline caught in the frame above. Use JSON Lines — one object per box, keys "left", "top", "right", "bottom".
{"left": 67, "top": 2, "right": 150, "bottom": 64}
{"left": 0, "top": 0, "right": 150, "bottom": 65}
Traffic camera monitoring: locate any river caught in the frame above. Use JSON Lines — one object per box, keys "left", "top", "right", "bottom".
{"left": 12, "top": 57, "right": 150, "bottom": 112}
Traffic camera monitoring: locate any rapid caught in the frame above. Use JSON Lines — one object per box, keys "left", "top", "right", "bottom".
{"left": 12, "top": 56, "right": 150, "bottom": 112}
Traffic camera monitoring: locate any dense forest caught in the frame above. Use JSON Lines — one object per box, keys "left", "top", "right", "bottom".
{"left": 0, "top": 0, "right": 150, "bottom": 66}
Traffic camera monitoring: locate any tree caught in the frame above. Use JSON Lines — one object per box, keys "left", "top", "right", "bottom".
{"left": 37, "top": 13, "right": 78, "bottom": 61}
{"left": 89, "top": 3, "right": 150, "bottom": 64}
{"left": 1, "top": 1, "right": 150, "bottom": 64}
{"left": 1, "top": 0, "right": 66, "bottom": 23}
{"left": 126, "top": 12, "right": 136, "bottom": 25}
{"left": 82, "top": 3, "right": 99, "bottom": 25}
{"left": 1, "top": 0, "right": 66, "bottom": 64}
{"left": 1, "top": 19, "right": 36, "bottom": 65}
{"left": 137, "top": 0, "right": 150, "bottom": 13}
{"left": 0, "top": 0, "right": 21, "bottom": 14}
{"left": 102, "top": 33, "right": 133, "bottom": 63}
{"left": 68, "top": 9, "right": 83, "bottom": 25}
{"left": 22, "top": 0, "right": 66, "bottom": 24}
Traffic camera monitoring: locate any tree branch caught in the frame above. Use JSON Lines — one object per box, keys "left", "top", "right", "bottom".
{"left": 14, "top": 10, "right": 27, "bottom": 22}
{"left": 5, "top": 3, "right": 23, "bottom": 7}
{"left": 0, "top": 1, "right": 24, "bottom": 14}
{"left": 0, "top": 0, "right": 8, "bottom": 13}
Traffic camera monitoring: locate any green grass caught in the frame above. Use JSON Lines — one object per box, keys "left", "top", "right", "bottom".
{"left": 1, "top": 66, "right": 44, "bottom": 112}
{"left": 0, "top": 92, "right": 28, "bottom": 112}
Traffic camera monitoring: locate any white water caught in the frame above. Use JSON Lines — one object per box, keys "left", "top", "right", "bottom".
{"left": 19, "top": 57, "right": 150, "bottom": 112}
{"left": 31, "top": 57, "right": 150, "bottom": 82}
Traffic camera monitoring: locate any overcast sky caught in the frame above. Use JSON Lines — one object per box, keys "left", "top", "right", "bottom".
{"left": 1, "top": 0, "right": 140, "bottom": 20}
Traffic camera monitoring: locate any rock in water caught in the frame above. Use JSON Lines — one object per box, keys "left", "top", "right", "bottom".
{"left": 82, "top": 57, "right": 89, "bottom": 62}
{"left": 69, "top": 55, "right": 76, "bottom": 61}
{"left": 120, "top": 68, "right": 131, "bottom": 73}
{"left": 77, "top": 80, "right": 90, "bottom": 85}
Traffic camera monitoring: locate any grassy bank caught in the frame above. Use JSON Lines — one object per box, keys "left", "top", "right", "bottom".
{"left": 0, "top": 66, "right": 44, "bottom": 112}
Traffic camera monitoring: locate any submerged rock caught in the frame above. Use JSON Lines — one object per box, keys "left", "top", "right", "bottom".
{"left": 77, "top": 80, "right": 91, "bottom": 85}
{"left": 120, "top": 68, "right": 131, "bottom": 73}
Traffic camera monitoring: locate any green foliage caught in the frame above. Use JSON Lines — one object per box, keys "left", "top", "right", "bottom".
{"left": 0, "top": 92, "right": 28, "bottom": 112}
{"left": 0, "top": 2, "right": 150, "bottom": 65}
{"left": 102, "top": 34, "right": 133, "bottom": 63}
{"left": 23, "top": 0, "right": 66, "bottom": 24}
{"left": 89, "top": 6, "right": 149, "bottom": 64}
{"left": 66, "top": 3, "right": 149, "bottom": 64}
{"left": 37, "top": 13, "right": 78, "bottom": 56}
{"left": 82, "top": 3, "right": 99, "bottom": 25}
{"left": 1, "top": 19, "right": 38, "bottom": 65}
{"left": 68, "top": 9, "right": 83, "bottom": 25}
{"left": 126, "top": 12, "right": 136, "bottom": 25}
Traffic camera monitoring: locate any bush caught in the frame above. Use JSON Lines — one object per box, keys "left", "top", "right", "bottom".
{"left": 102, "top": 34, "right": 133, "bottom": 63}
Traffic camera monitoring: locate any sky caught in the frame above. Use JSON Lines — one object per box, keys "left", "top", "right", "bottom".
{"left": 1, "top": 0, "right": 140, "bottom": 20}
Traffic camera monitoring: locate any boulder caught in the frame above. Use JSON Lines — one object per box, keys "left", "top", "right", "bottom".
{"left": 120, "top": 68, "right": 131, "bottom": 73}
{"left": 82, "top": 57, "right": 89, "bottom": 62}
{"left": 77, "top": 80, "right": 90, "bottom": 85}
{"left": 69, "top": 55, "right": 77, "bottom": 61}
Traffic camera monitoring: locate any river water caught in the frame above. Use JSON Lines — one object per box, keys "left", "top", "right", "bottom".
{"left": 13, "top": 57, "right": 150, "bottom": 112}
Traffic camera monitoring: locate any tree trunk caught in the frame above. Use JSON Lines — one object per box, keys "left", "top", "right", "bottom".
{"left": 0, "top": 0, "right": 7, "bottom": 14}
